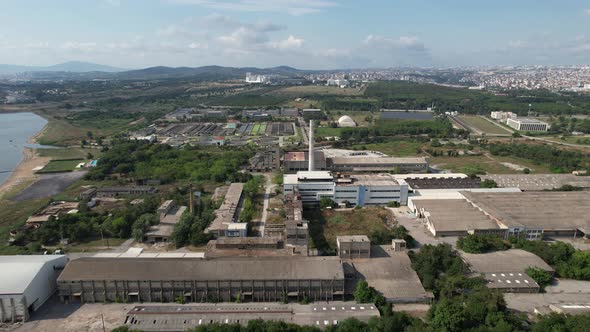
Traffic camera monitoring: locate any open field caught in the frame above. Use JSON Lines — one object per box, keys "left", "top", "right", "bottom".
{"left": 458, "top": 115, "right": 512, "bottom": 135}
{"left": 35, "top": 116, "right": 89, "bottom": 146}
{"left": 305, "top": 207, "right": 391, "bottom": 252}
{"left": 38, "top": 159, "right": 84, "bottom": 173}
{"left": 58, "top": 237, "right": 127, "bottom": 252}
{"left": 325, "top": 110, "right": 376, "bottom": 126}
{"left": 37, "top": 147, "right": 101, "bottom": 159}
{"left": 537, "top": 135, "right": 590, "bottom": 146}
{"left": 315, "top": 126, "right": 345, "bottom": 137}
{"left": 351, "top": 140, "right": 425, "bottom": 157}
{"left": 268, "top": 85, "right": 364, "bottom": 97}
{"left": 430, "top": 154, "right": 552, "bottom": 174}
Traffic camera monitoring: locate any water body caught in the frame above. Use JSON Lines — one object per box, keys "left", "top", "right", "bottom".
{"left": 0, "top": 112, "right": 50, "bottom": 185}
{"left": 380, "top": 111, "right": 434, "bottom": 120}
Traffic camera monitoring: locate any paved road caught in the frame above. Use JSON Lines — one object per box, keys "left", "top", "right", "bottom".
{"left": 388, "top": 207, "right": 443, "bottom": 248}
{"left": 258, "top": 173, "right": 275, "bottom": 237}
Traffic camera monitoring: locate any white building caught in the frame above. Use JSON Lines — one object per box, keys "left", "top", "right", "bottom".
{"left": 226, "top": 223, "right": 248, "bottom": 237}
{"left": 507, "top": 118, "right": 549, "bottom": 131}
{"left": 0, "top": 255, "right": 68, "bottom": 322}
{"left": 490, "top": 111, "right": 517, "bottom": 122}
{"left": 284, "top": 171, "right": 409, "bottom": 206}
{"left": 337, "top": 115, "right": 357, "bottom": 127}
{"left": 284, "top": 171, "right": 335, "bottom": 204}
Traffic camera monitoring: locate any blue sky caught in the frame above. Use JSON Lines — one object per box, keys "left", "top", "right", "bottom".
{"left": 0, "top": 0, "right": 589, "bottom": 69}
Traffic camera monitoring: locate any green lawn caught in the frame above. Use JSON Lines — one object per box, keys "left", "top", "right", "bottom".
{"left": 37, "top": 147, "right": 100, "bottom": 159}
{"left": 458, "top": 115, "right": 512, "bottom": 135}
{"left": 38, "top": 159, "right": 84, "bottom": 173}
{"left": 351, "top": 141, "right": 425, "bottom": 157}
{"left": 430, "top": 155, "right": 551, "bottom": 174}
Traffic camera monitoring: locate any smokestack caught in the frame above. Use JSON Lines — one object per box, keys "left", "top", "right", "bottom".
{"left": 308, "top": 120, "right": 314, "bottom": 171}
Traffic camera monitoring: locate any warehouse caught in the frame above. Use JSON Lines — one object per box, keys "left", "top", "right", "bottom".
{"left": 461, "top": 249, "right": 554, "bottom": 293}
{"left": 479, "top": 174, "right": 590, "bottom": 191}
{"left": 412, "top": 199, "right": 505, "bottom": 237}
{"left": 1, "top": 255, "right": 68, "bottom": 322}
{"left": 57, "top": 257, "right": 345, "bottom": 303}
{"left": 283, "top": 151, "right": 327, "bottom": 172}
{"left": 329, "top": 156, "right": 429, "bottom": 173}
{"left": 461, "top": 191, "right": 590, "bottom": 239}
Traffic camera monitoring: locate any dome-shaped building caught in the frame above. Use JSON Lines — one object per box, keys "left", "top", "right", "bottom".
{"left": 337, "top": 115, "right": 357, "bottom": 127}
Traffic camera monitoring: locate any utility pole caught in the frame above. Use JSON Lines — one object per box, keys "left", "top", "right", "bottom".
{"left": 189, "top": 183, "right": 194, "bottom": 214}
{"left": 101, "top": 313, "right": 106, "bottom": 332}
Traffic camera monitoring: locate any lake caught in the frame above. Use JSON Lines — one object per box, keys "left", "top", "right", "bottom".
{"left": 0, "top": 112, "right": 49, "bottom": 185}
{"left": 380, "top": 111, "right": 434, "bottom": 120}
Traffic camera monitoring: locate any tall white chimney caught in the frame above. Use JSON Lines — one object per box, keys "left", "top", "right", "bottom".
{"left": 308, "top": 120, "right": 314, "bottom": 171}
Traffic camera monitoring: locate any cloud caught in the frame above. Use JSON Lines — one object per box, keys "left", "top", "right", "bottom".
{"left": 363, "top": 34, "right": 426, "bottom": 51}
{"left": 167, "top": 0, "right": 338, "bottom": 15}
{"left": 270, "top": 35, "right": 304, "bottom": 50}
{"left": 584, "top": 9, "right": 590, "bottom": 16}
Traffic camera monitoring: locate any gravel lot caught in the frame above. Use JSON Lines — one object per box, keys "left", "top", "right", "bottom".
{"left": 10, "top": 171, "right": 86, "bottom": 202}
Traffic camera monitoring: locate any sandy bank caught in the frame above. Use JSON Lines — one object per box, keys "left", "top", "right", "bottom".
{"left": 0, "top": 147, "right": 50, "bottom": 199}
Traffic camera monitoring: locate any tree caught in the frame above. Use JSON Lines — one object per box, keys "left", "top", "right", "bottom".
{"left": 480, "top": 179, "right": 498, "bottom": 188}
{"left": 526, "top": 267, "right": 553, "bottom": 291}
{"left": 523, "top": 168, "right": 530, "bottom": 174}
{"left": 457, "top": 234, "right": 510, "bottom": 254}
{"left": 320, "top": 197, "right": 336, "bottom": 209}
{"left": 353, "top": 280, "right": 375, "bottom": 303}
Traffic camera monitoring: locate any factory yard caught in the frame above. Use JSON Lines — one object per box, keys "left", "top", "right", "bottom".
{"left": 157, "top": 122, "right": 294, "bottom": 138}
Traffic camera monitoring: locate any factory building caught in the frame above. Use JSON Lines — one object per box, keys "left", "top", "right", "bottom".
{"left": 284, "top": 171, "right": 409, "bottom": 206}
{"left": 461, "top": 249, "right": 554, "bottom": 293}
{"left": 506, "top": 118, "right": 549, "bottom": 131}
{"left": 337, "top": 236, "right": 371, "bottom": 259}
{"left": 283, "top": 151, "right": 327, "bottom": 172}
{"left": 57, "top": 257, "right": 345, "bottom": 303}
{"left": 205, "top": 183, "right": 245, "bottom": 237}
{"left": 1, "top": 255, "right": 68, "bottom": 322}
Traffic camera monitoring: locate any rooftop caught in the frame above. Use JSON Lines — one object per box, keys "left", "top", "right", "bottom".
{"left": 329, "top": 156, "right": 427, "bottom": 165}
{"left": 413, "top": 199, "right": 500, "bottom": 232}
{"left": 58, "top": 257, "right": 344, "bottom": 282}
{"left": 480, "top": 174, "right": 590, "bottom": 191}
{"left": 337, "top": 235, "right": 370, "bottom": 243}
{"left": 0, "top": 255, "right": 68, "bottom": 294}
{"left": 350, "top": 250, "right": 433, "bottom": 302}
{"left": 206, "top": 183, "right": 244, "bottom": 233}
{"left": 336, "top": 174, "right": 401, "bottom": 187}
{"left": 509, "top": 118, "right": 548, "bottom": 124}
{"left": 461, "top": 249, "right": 554, "bottom": 274}
{"left": 460, "top": 191, "right": 590, "bottom": 231}
{"left": 296, "top": 171, "right": 334, "bottom": 181}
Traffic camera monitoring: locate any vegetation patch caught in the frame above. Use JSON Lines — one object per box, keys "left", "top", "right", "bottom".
{"left": 37, "top": 158, "right": 84, "bottom": 173}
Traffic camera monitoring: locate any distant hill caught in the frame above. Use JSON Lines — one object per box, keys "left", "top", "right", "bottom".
{"left": 0, "top": 61, "right": 125, "bottom": 75}
{"left": 0, "top": 63, "right": 315, "bottom": 80}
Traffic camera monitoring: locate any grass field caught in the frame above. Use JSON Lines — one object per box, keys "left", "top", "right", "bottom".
{"left": 315, "top": 127, "right": 345, "bottom": 137}
{"left": 538, "top": 135, "right": 590, "bottom": 146}
{"left": 430, "top": 155, "right": 551, "bottom": 174}
{"left": 305, "top": 207, "right": 391, "bottom": 252}
{"left": 38, "top": 159, "right": 84, "bottom": 173}
{"left": 37, "top": 147, "right": 101, "bottom": 159}
{"left": 36, "top": 117, "right": 89, "bottom": 146}
{"left": 351, "top": 141, "right": 425, "bottom": 157}
{"left": 326, "top": 110, "right": 375, "bottom": 126}
{"left": 268, "top": 85, "right": 363, "bottom": 97}
{"left": 458, "top": 115, "right": 512, "bottom": 135}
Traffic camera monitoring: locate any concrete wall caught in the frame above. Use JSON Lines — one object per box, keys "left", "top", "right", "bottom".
{"left": 59, "top": 278, "right": 345, "bottom": 304}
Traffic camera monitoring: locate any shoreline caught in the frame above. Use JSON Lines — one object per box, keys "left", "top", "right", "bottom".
{"left": 0, "top": 119, "right": 51, "bottom": 200}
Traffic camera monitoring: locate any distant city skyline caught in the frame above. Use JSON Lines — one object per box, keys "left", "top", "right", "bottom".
{"left": 1, "top": 0, "right": 590, "bottom": 69}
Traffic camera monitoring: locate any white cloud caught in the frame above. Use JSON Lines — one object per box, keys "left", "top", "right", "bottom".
{"left": 363, "top": 34, "right": 425, "bottom": 51}
{"left": 167, "top": 0, "right": 338, "bottom": 16}
{"left": 270, "top": 35, "right": 304, "bottom": 49}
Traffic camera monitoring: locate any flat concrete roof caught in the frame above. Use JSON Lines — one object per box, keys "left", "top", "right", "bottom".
{"left": 330, "top": 157, "right": 427, "bottom": 165}
{"left": 480, "top": 174, "right": 590, "bottom": 191}
{"left": 350, "top": 251, "right": 433, "bottom": 302}
{"left": 124, "top": 302, "right": 379, "bottom": 331}
{"left": 483, "top": 272, "right": 539, "bottom": 290}
{"left": 461, "top": 249, "right": 554, "bottom": 274}
{"left": 337, "top": 235, "right": 370, "bottom": 243}
{"left": 509, "top": 118, "right": 548, "bottom": 124}
{"left": 206, "top": 183, "right": 244, "bottom": 233}
{"left": 296, "top": 171, "right": 333, "bottom": 180}
{"left": 461, "top": 191, "right": 590, "bottom": 231}
{"left": 413, "top": 199, "right": 500, "bottom": 232}
{"left": 337, "top": 174, "right": 401, "bottom": 187}
{"left": 58, "top": 257, "right": 344, "bottom": 282}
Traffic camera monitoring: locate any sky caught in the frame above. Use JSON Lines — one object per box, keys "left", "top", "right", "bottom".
{"left": 0, "top": 0, "right": 589, "bottom": 69}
